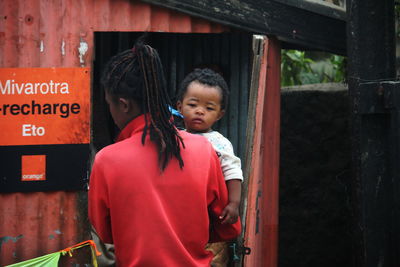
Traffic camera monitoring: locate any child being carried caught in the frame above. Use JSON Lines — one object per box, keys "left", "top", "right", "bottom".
{"left": 177, "top": 68, "right": 243, "bottom": 266}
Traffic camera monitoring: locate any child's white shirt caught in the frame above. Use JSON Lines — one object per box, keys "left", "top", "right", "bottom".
{"left": 198, "top": 131, "right": 243, "bottom": 182}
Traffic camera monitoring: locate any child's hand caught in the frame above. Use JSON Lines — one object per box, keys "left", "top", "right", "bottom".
{"left": 219, "top": 202, "right": 239, "bottom": 224}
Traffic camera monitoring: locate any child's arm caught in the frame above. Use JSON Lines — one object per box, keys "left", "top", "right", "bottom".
{"left": 219, "top": 179, "right": 242, "bottom": 224}
{"left": 208, "top": 132, "right": 243, "bottom": 224}
{"left": 208, "top": 150, "right": 241, "bottom": 242}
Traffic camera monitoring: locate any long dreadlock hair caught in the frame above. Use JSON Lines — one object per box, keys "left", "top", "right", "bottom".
{"left": 101, "top": 41, "right": 185, "bottom": 171}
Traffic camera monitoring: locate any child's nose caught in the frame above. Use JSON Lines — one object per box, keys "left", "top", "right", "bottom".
{"left": 195, "top": 107, "right": 205, "bottom": 115}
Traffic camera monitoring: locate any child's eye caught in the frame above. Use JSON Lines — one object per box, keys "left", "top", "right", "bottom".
{"left": 207, "top": 107, "right": 215, "bottom": 111}
{"left": 188, "top": 103, "right": 196, "bottom": 107}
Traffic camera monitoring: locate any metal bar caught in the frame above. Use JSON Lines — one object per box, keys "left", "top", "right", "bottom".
{"left": 238, "top": 35, "right": 250, "bottom": 160}
{"left": 385, "top": 82, "right": 400, "bottom": 266}
{"left": 389, "top": 110, "right": 400, "bottom": 266}
{"left": 346, "top": 0, "right": 396, "bottom": 266}
{"left": 229, "top": 33, "right": 240, "bottom": 152}
{"left": 169, "top": 35, "right": 178, "bottom": 99}
{"left": 219, "top": 34, "right": 230, "bottom": 137}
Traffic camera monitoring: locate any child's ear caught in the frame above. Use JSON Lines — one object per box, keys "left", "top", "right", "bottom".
{"left": 176, "top": 101, "right": 182, "bottom": 112}
{"left": 217, "top": 109, "right": 225, "bottom": 121}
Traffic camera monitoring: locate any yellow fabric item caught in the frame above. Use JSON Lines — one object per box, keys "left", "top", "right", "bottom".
{"left": 206, "top": 242, "right": 229, "bottom": 267}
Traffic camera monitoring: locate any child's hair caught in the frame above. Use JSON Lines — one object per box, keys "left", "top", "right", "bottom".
{"left": 101, "top": 41, "right": 185, "bottom": 171}
{"left": 178, "top": 68, "right": 229, "bottom": 110}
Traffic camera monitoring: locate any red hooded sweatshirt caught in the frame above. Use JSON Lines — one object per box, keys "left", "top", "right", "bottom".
{"left": 89, "top": 114, "right": 241, "bottom": 266}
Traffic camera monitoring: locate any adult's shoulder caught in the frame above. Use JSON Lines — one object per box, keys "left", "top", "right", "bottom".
{"left": 178, "top": 130, "right": 208, "bottom": 142}
{"left": 93, "top": 139, "right": 130, "bottom": 163}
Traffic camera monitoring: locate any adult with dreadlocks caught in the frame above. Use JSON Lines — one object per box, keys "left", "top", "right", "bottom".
{"left": 88, "top": 42, "right": 241, "bottom": 267}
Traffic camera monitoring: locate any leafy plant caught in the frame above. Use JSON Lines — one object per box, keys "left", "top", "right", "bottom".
{"left": 281, "top": 50, "right": 346, "bottom": 86}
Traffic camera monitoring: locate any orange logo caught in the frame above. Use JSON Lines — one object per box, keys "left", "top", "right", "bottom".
{"left": 21, "top": 155, "right": 46, "bottom": 181}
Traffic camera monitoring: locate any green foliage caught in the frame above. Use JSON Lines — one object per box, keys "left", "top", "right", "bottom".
{"left": 395, "top": 1, "right": 400, "bottom": 36}
{"left": 281, "top": 50, "right": 346, "bottom": 87}
{"left": 281, "top": 50, "right": 316, "bottom": 86}
{"left": 396, "top": 1, "right": 400, "bottom": 16}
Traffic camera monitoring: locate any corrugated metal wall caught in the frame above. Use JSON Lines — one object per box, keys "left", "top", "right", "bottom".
{"left": 0, "top": 0, "right": 229, "bottom": 265}
{"left": 92, "top": 32, "right": 251, "bottom": 159}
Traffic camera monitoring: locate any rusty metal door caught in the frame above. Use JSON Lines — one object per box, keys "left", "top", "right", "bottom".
{"left": 236, "top": 35, "right": 281, "bottom": 267}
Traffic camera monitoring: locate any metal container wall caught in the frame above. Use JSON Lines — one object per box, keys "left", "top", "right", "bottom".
{"left": 0, "top": 0, "right": 227, "bottom": 265}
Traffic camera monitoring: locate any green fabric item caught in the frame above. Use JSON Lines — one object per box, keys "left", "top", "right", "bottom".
{"left": 5, "top": 252, "right": 61, "bottom": 267}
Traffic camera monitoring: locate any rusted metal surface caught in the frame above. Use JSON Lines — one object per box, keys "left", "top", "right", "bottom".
{"left": 242, "top": 36, "right": 280, "bottom": 267}
{"left": 0, "top": 0, "right": 228, "bottom": 265}
{"left": 259, "top": 36, "right": 280, "bottom": 267}
{"left": 0, "top": 0, "right": 228, "bottom": 68}
{"left": 0, "top": 192, "right": 88, "bottom": 265}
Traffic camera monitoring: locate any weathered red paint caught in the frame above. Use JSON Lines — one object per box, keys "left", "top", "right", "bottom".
{"left": 0, "top": 0, "right": 228, "bottom": 265}
{"left": 243, "top": 36, "right": 281, "bottom": 267}
{"left": 0, "top": 192, "right": 85, "bottom": 264}
{"left": 260, "top": 37, "right": 280, "bottom": 267}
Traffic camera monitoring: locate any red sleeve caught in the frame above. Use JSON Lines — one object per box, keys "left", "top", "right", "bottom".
{"left": 207, "top": 150, "right": 242, "bottom": 242}
{"left": 88, "top": 155, "right": 113, "bottom": 244}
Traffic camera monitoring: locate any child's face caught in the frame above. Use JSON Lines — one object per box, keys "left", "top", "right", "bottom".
{"left": 177, "top": 81, "right": 224, "bottom": 133}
